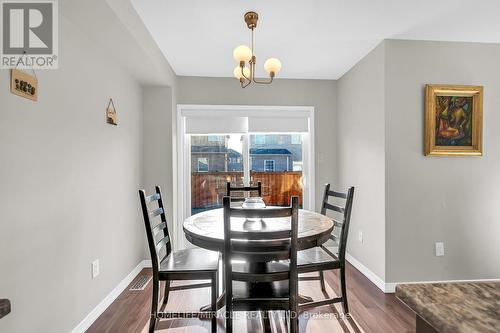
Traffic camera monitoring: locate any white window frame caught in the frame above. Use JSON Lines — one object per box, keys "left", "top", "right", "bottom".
{"left": 197, "top": 157, "right": 209, "bottom": 172}
{"left": 264, "top": 160, "right": 275, "bottom": 172}
{"left": 175, "top": 105, "right": 315, "bottom": 250}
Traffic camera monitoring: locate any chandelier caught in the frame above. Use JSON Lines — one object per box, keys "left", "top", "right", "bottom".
{"left": 233, "top": 11, "right": 282, "bottom": 88}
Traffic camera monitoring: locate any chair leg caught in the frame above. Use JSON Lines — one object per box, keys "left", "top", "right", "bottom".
{"left": 340, "top": 266, "right": 349, "bottom": 314}
{"left": 149, "top": 279, "right": 159, "bottom": 333}
{"left": 289, "top": 309, "right": 298, "bottom": 333}
{"left": 262, "top": 311, "right": 271, "bottom": 333}
{"left": 319, "top": 271, "right": 326, "bottom": 292}
{"left": 211, "top": 273, "right": 217, "bottom": 333}
{"left": 226, "top": 309, "right": 232, "bottom": 333}
{"left": 163, "top": 280, "right": 170, "bottom": 305}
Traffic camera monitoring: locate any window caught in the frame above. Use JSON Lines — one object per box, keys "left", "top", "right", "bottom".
{"left": 197, "top": 158, "right": 209, "bottom": 172}
{"left": 291, "top": 134, "right": 301, "bottom": 145}
{"left": 191, "top": 134, "right": 244, "bottom": 214}
{"left": 264, "top": 160, "right": 275, "bottom": 172}
{"left": 249, "top": 134, "right": 303, "bottom": 206}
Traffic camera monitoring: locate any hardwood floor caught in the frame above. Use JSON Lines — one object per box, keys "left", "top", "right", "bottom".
{"left": 86, "top": 262, "right": 415, "bottom": 333}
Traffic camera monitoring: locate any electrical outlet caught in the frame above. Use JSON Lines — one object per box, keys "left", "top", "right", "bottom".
{"left": 358, "top": 230, "right": 363, "bottom": 243}
{"left": 435, "top": 242, "right": 445, "bottom": 257}
{"left": 92, "top": 259, "right": 100, "bottom": 279}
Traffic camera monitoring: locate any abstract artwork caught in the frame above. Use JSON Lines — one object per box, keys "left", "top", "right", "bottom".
{"left": 425, "top": 85, "right": 483, "bottom": 156}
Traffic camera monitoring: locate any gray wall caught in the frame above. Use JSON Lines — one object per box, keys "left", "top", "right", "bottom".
{"left": 337, "top": 43, "right": 387, "bottom": 280}
{"left": 143, "top": 86, "right": 176, "bottom": 254}
{"left": 177, "top": 77, "right": 337, "bottom": 211}
{"left": 0, "top": 1, "right": 178, "bottom": 332}
{"left": 385, "top": 40, "right": 500, "bottom": 282}
{"left": 0, "top": 15, "right": 144, "bottom": 333}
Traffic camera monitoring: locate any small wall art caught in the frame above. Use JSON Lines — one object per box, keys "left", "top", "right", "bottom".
{"left": 10, "top": 69, "right": 38, "bottom": 101}
{"left": 425, "top": 84, "right": 483, "bottom": 156}
{"left": 106, "top": 98, "right": 118, "bottom": 125}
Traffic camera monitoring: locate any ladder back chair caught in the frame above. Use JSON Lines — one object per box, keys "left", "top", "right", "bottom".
{"left": 139, "top": 186, "right": 220, "bottom": 333}
{"left": 226, "top": 181, "right": 262, "bottom": 202}
{"left": 223, "top": 196, "right": 299, "bottom": 333}
{"left": 297, "top": 183, "right": 355, "bottom": 313}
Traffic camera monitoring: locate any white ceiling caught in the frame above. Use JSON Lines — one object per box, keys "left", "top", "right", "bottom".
{"left": 131, "top": 0, "right": 500, "bottom": 80}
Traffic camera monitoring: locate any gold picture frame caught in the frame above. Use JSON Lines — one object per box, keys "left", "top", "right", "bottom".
{"left": 425, "top": 84, "right": 483, "bottom": 156}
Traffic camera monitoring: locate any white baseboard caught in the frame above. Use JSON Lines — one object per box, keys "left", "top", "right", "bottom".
{"left": 346, "top": 252, "right": 500, "bottom": 294}
{"left": 71, "top": 259, "right": 150, "bottom": 333}
{"left": 345, "top": 253, "right": 387, "bottom": 292}
{"left": 384, "top": 278, "right": 500, "bottom": 293}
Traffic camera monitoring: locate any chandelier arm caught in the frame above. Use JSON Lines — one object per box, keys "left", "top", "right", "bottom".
{"left": 252, "top": 76, "right": 274, "bottom": 84}
{"left": 240, "top": 65, "right": 252, "bottom": 81}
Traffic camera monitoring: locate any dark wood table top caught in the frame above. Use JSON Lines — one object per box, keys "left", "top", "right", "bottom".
{"left": 0, "top": 299, "right": 11, "bottom": 319}
{"left": 396, "top": 282, "right": 500, "bottom": 333}
{"left": 183, "top": 208, "right": 334, "bottom": 252}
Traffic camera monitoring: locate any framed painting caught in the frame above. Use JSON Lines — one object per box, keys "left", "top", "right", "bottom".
{"left": 425, "top": 84, "right": 483, "bottom": 156}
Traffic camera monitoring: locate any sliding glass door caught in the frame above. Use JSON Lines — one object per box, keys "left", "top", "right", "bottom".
{"left": 190, "top": 133, "right": 305, "bottom": 214}
{"left": 190, "top": 134, "right": 244, "bottom": 214}
{"left": 249, "top": 134, "right": 303, "bottom": 208}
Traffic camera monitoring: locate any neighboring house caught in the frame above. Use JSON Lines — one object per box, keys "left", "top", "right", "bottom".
{"left": 192, "top": 134, "right": 297, "bottom": 172}
{"left": 191, "top": 146, "right": 293, "bottom": 172}
{"left": 191, "top": 146, "right": 243, "bottom": 172}
{"left": 251, "top": 134, "right": 302, "bottom": 170}
{"left": 250, "top": 148, "right": 292, "bottom": 172}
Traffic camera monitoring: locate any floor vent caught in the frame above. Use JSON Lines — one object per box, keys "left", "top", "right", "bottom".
{"left": 129, "top": 275, "right": 152, "bottom": 291}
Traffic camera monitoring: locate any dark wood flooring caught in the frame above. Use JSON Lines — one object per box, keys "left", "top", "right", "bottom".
{"left": 86, "top": 262, "right": 415, "bottom": 333}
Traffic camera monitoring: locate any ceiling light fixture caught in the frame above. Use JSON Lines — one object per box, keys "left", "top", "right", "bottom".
{"left": 233, "top": 11, "right": 282, "bottom": 88}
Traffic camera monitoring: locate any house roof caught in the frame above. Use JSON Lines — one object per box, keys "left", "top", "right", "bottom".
{"left": 250, "top": 148, "right": 292, "bottom": 155}
{"left": 191, "top": 146, "right": 243, "bottom": 157}
{"left": 192, "top": 146, "right": 292, "bottom": 156}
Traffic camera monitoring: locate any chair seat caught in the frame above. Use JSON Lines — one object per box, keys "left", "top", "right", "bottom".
{"left": 159, "top": 248, "right": 219, "bottom": 274}
{"left": 231, "top": 280, "right": 290, "bottom": 311}
{"left": 297, "top": 246, "right": 339, "bottom": 273}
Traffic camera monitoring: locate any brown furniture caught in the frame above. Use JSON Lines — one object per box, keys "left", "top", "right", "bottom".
{"left": 226, "top": 181, "right": 262, "bottom": 202}
{"left": 297, "top": 183, "right": 355, "bottom": 313}
{"left": 0, "top": 299, "right": 10, "bottom": 319}
{"left": 139, "top": 186, "right": 220, "bottom": 333}
{"left": 396, "top": 282, "right": 500, "bottom": 333}
{"left": 223, "top": 196, "right": 299, "bottom": 333}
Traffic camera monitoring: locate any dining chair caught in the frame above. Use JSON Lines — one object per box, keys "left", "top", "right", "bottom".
{"left": 226, "top": 181, "right": 262, "bottom": 202}
{"left": 223, "top": 195, "right": 299, "bottom": 333}
{"left": 297, "top": 183, "right": 355, "bottom": 313}
{"left": 139, "top": 186, "right": 220, "bottom": 333}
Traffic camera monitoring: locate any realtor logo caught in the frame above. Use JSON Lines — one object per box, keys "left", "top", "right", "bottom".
{"left": 1, "top": 0, "right": 58, "bottom": 69}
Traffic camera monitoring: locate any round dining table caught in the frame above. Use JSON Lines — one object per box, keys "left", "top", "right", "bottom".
{"left": 183, "top": 207, "right": 334, "bottom": 252}
{"left": 183, "top": 207, "right": 334, "bottom": 310}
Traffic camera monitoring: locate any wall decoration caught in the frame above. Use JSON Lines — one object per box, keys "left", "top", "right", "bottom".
{"left": 425, "top": 84, "right": 483, "bottom": 156}
{"left": 10, "top": 69, "right": 38, "bottom": 101}
{"left": 106, "top": 98, "right": 118, "bottom": 125}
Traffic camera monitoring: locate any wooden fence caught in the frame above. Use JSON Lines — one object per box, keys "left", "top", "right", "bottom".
{"left": 191, "top": 171, "right": 303, "bottom": 210}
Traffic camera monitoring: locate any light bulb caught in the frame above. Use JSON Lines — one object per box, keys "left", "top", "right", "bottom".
{"left": 234, "top": 66, "right": 250, "bottom": 80}
{"left": 233, "top": 45, "right": 252, "bottom": 62}
{"left": 264, "top": 58, "right": 282, "bottom": 75}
